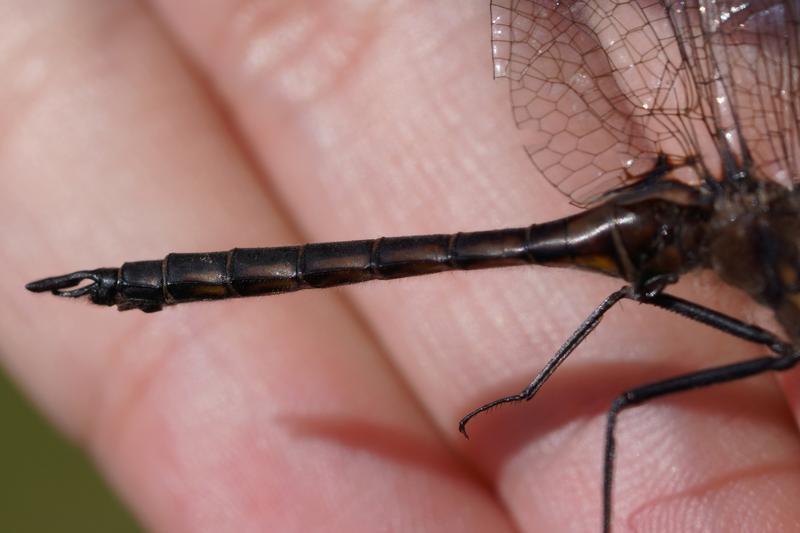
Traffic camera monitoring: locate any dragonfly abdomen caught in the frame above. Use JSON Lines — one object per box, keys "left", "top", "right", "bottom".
{"left": 26, "top": 195, "right": 709, "bottom": 312}
{"left": 117, "top": 213, "right": 636, "bottom": 311}
{"left": 124, "top": 228, "right": 540, "bottom": 309}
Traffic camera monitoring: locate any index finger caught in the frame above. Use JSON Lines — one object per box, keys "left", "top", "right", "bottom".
{"left": 150, "top": 0, "right": 800, "bottom": 531}
{"left": 0, "top": 2, "right": 511, "bottom": 532}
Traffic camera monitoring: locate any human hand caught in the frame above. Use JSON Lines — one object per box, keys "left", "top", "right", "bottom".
{"left": 4, "top": 1, "right": 800, "bottom": 532}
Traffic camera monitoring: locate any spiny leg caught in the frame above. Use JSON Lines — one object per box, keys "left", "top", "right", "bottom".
{"left": 641, "top": 293, "right": 793, "bottom": 355}
{"left": 600, "top": 291, "right": 796, "bottom": 531}
{"left": 457, "top": 284, "right": 797, "bottom": 530}
{"left": 458, "top": 288, "right": 794, "bottom": 435}
{"left": 458, "top": 286, "right": 631, "bottom": 437}
{"left": 602, "top": 353, "right": 799, "bottom": 533}
{"left": 456, "top": 286, "right": 792, "bottom": 437}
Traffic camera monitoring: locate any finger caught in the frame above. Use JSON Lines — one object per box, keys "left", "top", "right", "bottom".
{"left": 145, "top": 1, "right": 599, "bottom": 531}
{"left": 148, "top": 0, "right": 800, "bottom": 531}
{"left": 0, "top": 2, "right": 510, "bottom": 532}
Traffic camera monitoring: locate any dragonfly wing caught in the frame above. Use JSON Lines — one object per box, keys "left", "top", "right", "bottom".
{"left": 671, "top": 0, "right": 800, "bottom": 189}
{"left": 491, "top": 0, "right": 800, "bottom": 206}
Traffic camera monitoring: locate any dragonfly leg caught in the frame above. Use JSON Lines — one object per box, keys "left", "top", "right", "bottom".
{"left": 459, "top": 285, "right": 798, "bottom": 529}
{"left": 639, "top": 292, "right": 793, "bottom": 355}
{"left": 458, "top": 286, "right": 632, "bottom": 437}
{"left": 602, "top": 352, "right": 800, "bottom": 533}
{"left": 600, "top": 293, "right": 797, "bottom": 531}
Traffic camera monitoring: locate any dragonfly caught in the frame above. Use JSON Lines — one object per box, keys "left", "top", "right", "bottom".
{"left": 26, "top": 0, "right": 800, "bottom": 530}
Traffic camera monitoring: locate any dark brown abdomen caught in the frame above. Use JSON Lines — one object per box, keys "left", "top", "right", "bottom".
{"left": 106, "top": 197, "right": 709, "bottom": 311}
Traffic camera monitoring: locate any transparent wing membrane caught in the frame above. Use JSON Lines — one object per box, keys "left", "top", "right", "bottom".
{"left": 491, "top": 0, "right": 800, "bottom": 205}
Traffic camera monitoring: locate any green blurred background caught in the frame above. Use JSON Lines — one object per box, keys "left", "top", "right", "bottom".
{"left": 0, "top": 366, "right": 141, "bottom": 532}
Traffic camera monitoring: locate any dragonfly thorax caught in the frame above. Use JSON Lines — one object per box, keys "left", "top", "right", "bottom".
{"left": 707, "top": 183, "right": 800, "bottom": 343}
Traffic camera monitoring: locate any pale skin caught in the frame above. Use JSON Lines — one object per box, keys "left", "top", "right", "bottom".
{"left": 3, "top": 1, "right": 800, "bottom": 532}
